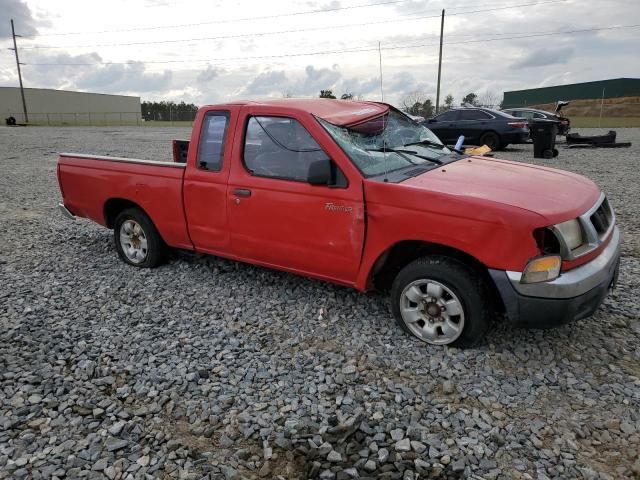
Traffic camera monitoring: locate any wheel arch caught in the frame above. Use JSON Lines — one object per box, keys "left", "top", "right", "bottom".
{"left": 104, "top": 198, "right": 150, "bottom": 229}
{"left": 367, "top": 240, "right": 505, "bottom": 313}
{"left": 479, "top": 129, "right": 500, "bottom": 139}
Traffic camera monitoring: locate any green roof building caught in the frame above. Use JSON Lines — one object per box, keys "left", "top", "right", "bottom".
{"left": 503, "top": 78, "right": 640, "bottom": 108}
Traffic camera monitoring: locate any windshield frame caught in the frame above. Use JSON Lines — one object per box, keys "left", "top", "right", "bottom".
{"left": 315, "top": 107, "right": 452, "bottom": 179}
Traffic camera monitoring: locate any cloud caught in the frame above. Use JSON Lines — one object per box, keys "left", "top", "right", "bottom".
{"left": 0, "top": 0, "right": 44, "bottom": 37}
{"left": 307, "top": 0, "right": 341, "bottom": 11}
{"left": 197, "top": 65, "right": 224, "bottom": 84}
{"left": 243, "top": 70, "right": 289, "bottom": 95}
{"left": 341, "top": 75, "right": 379, "bottom": 97}
{"left": 74, "top": 62, "right": 172, "bottom": 94}
{"left": 21, "top": 52, "right": 172, "bottom": 95}
{"left": 297, "top": 65, "right": 341, "bottom": 94}
{"left": 510, "top": 47, "right": 575, "bottom": 69}
{"left": 386, "top": 72, "right": 432, "bottom": 96}
{"left": 240, "top": 65, "right": 344, "bottom": 97}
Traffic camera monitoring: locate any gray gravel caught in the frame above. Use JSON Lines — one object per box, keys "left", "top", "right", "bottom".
{"left": 1, "top": 125, "right": 639, "bottom": 480}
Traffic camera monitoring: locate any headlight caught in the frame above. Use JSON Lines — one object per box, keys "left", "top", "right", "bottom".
{"left": 521, "top": 255, "right": 561, "bottom": 284}
{"left": 555, "top": 219, "right": 583, "bottom": 251}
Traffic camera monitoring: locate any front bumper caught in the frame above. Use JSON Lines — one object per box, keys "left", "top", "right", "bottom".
{"left": 489, "top": 227, "right": 621, "bottom": 328}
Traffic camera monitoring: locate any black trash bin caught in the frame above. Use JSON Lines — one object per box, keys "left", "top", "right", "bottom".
{"left": 530, "top": 119, "right": 559, "bottom": 159}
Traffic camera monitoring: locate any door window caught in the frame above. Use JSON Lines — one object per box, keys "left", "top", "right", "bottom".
{"left": 435, "top": 110, "right": 458, "bottom": 121}
{"left": 458, "top": 110, "right": 492, "bottom": 120}
{"left": 243, "top": 116, "right": 329, "bottom": 182}
{"left": 198, "top": 112, "right": 229, "bottom": 171}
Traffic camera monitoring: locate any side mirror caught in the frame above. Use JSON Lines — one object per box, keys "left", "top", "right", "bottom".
{"left": 307, "top": 159, "right": 331, "bottom": 186}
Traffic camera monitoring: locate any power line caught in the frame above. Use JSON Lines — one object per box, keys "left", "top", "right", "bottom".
{"left": 396, "top": 23, "right": 640, "bottom": 48}
{"left": 16, "top": 0, "right": 566, "bottom": 50}
{"left": 22, "top": 0, "right": 412, "bottom": 37}
{"left": 18, "top": 0, "right": 562, "bottom": 38}
{"left": 21, "top": 24, "right": 640, "bottom": 67}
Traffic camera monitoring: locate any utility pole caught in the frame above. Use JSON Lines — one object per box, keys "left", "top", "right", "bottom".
{"left": 599, "top": 88, "right": 605, "bottom": 128}
{"left": 435, "top": 9, "right": 445, "bottom": 114}
{"left": 10, "top": 19, "right": 29, "bottom": 123}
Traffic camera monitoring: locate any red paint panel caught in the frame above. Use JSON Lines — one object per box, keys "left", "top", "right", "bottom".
{"left": 226, "top": 105, "right": 366, "bottom": 285}
{"left": 355, "top": 180, "right": 545, "bottom": 290}
{"left": 58, "top": 157, "right": 192, "bottom": 249}
{"left": 403, "top": 156, "right": 600, "bottom": 224}
{"left": 182, "top": 106, "right": 240, "bottom": 252}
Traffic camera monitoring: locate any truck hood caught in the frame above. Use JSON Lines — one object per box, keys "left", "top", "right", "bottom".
{"left": 402, "top": 156, "right": 600, "bottom": 223}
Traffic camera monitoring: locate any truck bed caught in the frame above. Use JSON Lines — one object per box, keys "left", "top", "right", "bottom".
{"left": 57, "top": 153, "right": 193, "bottom": 249}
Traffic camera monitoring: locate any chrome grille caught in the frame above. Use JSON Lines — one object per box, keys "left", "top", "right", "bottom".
{"left": 590, "top": 197, "right": 613, "bottom": 238}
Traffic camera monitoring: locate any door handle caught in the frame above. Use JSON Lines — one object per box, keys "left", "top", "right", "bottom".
{"left": 233, "top": 188, "right": 252, "bottom": 198}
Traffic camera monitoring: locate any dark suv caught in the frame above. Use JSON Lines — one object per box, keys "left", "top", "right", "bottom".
{"left": 426, "top": 108, "right": 528, "bottom": 150}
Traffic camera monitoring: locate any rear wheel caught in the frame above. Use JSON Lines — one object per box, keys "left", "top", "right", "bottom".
{"left": 114, "top": 208, "right": 165, "bottom": 268}
{"left": 479, "top": 131, "right": 501, "bottom": 150}
{"left": 391, "top": 256, "right": 491, "bottom": 348}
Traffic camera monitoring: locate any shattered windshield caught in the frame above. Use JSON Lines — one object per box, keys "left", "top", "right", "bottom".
{"left": 317, "top": 109, "right": 451, "bottom": 178}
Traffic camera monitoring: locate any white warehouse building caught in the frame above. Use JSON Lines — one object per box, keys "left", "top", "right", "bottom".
{"left": 0, "top": 87, "right": 141, "bottom": 125}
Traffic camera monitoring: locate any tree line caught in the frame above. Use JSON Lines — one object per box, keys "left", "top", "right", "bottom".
{"left": 141, "top": 101, "right": 199, "bottom": 121}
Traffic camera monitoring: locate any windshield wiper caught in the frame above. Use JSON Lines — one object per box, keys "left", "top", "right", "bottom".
{"left": 405, "top": 139, "right": 467, "bottom": 156}
{"left": 365, "top": 147, "right": 421, "bottom": 164}
{"left": 366, "top": 147, "right": 443, "bottom": 165}
{"left": 367, "top": 147, "right": 444, "bottom": 165}
{"left": 404, "top": 139, "right": 447, "bottom": 150}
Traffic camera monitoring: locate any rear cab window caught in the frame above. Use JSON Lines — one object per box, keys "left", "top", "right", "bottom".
{"left": 198, "top": 112, "right": 230, "bottom": 171}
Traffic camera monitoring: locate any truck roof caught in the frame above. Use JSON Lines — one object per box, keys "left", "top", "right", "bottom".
{"left": 202, "top": 99, "right": 389, "bottom": 126}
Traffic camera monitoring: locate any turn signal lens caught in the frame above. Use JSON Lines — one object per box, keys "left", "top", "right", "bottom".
{"left": 521, "top": 255, "right": 561, "bottom": 284}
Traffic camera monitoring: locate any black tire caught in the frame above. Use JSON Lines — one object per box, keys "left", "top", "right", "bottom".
{"left": 390, "top": 256, "right": 491, "bottom": 348}
{"left": 479, "top": 131, "right": 501, "bottom": 150}
{"left": 113, "top": 208, "right": 165, "bottom": 268}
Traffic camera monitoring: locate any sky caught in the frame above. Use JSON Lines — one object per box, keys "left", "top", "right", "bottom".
{"left": 0, "top": 0, "right": 638, "bottom": 108}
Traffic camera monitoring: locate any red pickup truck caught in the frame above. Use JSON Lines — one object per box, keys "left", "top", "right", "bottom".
{"left": 57, "top": 99, "right": 620, "bottom": 347}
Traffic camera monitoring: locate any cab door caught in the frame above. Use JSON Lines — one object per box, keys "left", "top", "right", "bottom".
{"left": 457, "top": 109, "right": 493, "bottom": 143}
{"left": 183, "top": 107, "right": 239, "bottom": 253}
{"left": 428, "top": 110, "right": 459, "bottom": 143}
{"left": 226, "top": 106, "right": 366, "bottom": 285}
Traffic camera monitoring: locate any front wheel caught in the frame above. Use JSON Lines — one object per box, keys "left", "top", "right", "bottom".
{"left": 479, "top": 131, "right": 501, "bottom": 150}
{"left": 114, "top": 208, "right": 165, "bottom": 268}
{"left": 390, "top": 256, "right": 491, "bottom": 347}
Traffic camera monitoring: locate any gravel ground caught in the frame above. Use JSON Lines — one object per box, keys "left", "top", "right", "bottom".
{"left": 1, "top": 126, "right": 639, "bottom": 480}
